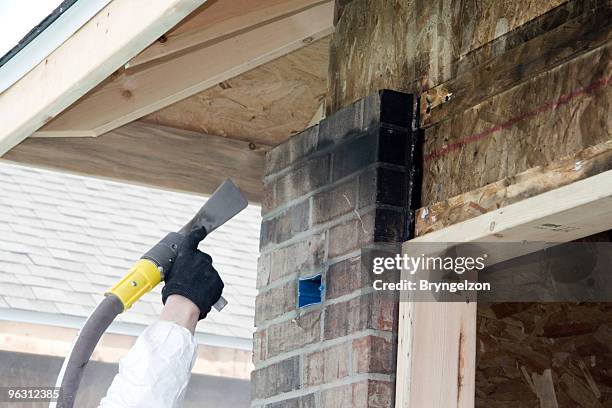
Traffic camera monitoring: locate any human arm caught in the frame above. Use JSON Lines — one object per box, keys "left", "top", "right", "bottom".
{"left": 100, "top": 227, "right": 223, "bottom": 408}
{"left": 159, "top": 294, "right": 200, "bottom": 334}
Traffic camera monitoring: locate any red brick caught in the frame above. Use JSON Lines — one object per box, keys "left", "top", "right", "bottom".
{"left": 265, "top": 394, "right": 316, "bottom": 408}
{"left": 251, "top": 356, "right": 300, "bottom": 400}
{"left": 303, "top": 351, "right": 323, "bottom": 386}
{"left": 257, "top": 253, "right": 272, "bottom": 289}
{"left": 253, "top": 330, "right": 266, "bottom": 364}
{"left": 352, "top": 336, "right": 395, "bottom": 374}
{"left": 366, "top": 380, "right": 394, "bottom": 407}
{"left": 324, "top": 294, "right": 369, "bottom": 339}
{"left": 266, "top": 310, "right": 321, "bottom": 358}
{"left": 359, "top": 166, "right": 408, "bottom": 209}
{"left": 320, "top": 382, "right": 356, "bottom": 407}
{"left": 265, "top": 125, "right": 319, "bottom": 176}
{"left": 318, "top": 99, "right": 364, "bottom": 147}
{"left": 331, "top": 132, "right": 377, "bottom": 181}
{"left": 303, "top": 343, "right": 349, "bottom": 386}
{"left": 362, "top": 90, "right": 413, "bottom": 130}
{"left": 324, "top": 293, "right": 398, "bottom": 339}
{"left": 320, "top": 380, "right": 393, "bottom": 408}
{"left": 255, "top": 281, "right": 296, "bottom": 325}
{"left": 312, "top": 178, "right": 357, "bottom": 225}
{"left": 370, "top": 291, "right": 398, "bottom": 332}
{"left": 264, "top": 155, "right": 331, "bottom": 213}
{"left": 261, "top": 182, "right": 275, "bottom": 214}
{"left": 269, "top": 234, "right": 326, "bottom": 284}
{"left": 328, "top": 212, "right": 375, "bottom": 258}
{"left": 260, "top": 200, "right": 310, "bottom": 249}
{"left": 326, "top": 256, "right": 363, "bottom": 299}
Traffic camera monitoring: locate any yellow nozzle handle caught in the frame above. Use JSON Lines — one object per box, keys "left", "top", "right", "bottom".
{"left": 106, "top": 259, "right": 161, "bottom": 310}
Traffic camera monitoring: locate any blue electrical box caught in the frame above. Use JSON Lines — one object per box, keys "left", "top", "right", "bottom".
{"left": 298, "top": 274, "right": 323, "bottom": 308}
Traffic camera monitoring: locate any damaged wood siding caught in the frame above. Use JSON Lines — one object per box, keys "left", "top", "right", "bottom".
{"left": 328, "top": 0, "right": 566, "bottom": 113}
{"left": 422, "top": 43, "right": 611, "bottom": 205}
{"left": 331, "top": 0, "right": 611, "bottom": 206}
{"left": 415, "top": 139, "right": 612, "bottom": 235}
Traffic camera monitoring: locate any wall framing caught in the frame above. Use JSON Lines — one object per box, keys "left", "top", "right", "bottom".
{"left": 395, "top": 169, "right": 612, "bottom": 407}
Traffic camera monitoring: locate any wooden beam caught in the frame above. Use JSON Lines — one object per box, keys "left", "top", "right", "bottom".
{"left": 0, "top": 0, "right": 208, "bottom": 156}
{"left": 3, "top": 122, "right": 265, "bottom": 202}
{"left": 396, "top": 170, "right": 612, "bottom": 408}
{"left": 34, "top": 1, "right": 334, "bottom": 138}
{"left": 126, "top": 0, "right": 331, "bottom": 68}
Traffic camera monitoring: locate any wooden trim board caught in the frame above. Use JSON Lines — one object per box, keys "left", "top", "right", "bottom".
{"left": 396, "top": 169, "right": 612, "bottom": 407}
{"left": 3, "top": 121, "right": 265, "bottom": 202}
{"left": 34, "top": 1, "right": 334, "bottom": 138}
{"left": 0, "top": 0, "right": 208, "bottom": 155}
{"left": 396, "top": 301, "right": 477, "bottom": 408}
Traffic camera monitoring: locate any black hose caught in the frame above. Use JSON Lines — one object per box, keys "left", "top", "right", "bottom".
{"left": 54, "top": 295, "right": 124, "bottom": 408}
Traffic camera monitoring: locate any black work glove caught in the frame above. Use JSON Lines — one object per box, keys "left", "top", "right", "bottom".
{"left": 161, "top": 226, "right": 224, "bottom": 320}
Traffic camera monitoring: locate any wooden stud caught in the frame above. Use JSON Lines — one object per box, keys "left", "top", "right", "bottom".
{"left": 396, "top": 170, "right": 612, "bottom": 407}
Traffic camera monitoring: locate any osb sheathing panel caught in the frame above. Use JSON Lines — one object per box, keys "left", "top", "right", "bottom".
{"left": 422, "top": 44, "right": 611, "bottom": 206}
{"left": 420, "top": 1, "right": 611, "bottom": 128}
{"left": 328, "top": 0, "right": 565, "bottom": 112}
{"left": 477, "top": 302, "right": 612, "bottom": 407}
{"left": 415, "top": 139, "right": 612, "bottom": 236}
{"left": 140, "top": 38, "right": 329, "bottom": 147}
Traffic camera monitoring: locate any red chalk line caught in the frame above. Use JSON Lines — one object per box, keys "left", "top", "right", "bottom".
{"left": 424, "top": 75, "right": 611, "bottom": 162}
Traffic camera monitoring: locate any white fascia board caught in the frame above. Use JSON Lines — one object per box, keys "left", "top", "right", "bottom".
{"left": 0, "top": 0, "right": 112, "bottom": 94}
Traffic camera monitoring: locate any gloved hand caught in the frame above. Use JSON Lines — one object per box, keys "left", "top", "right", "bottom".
{"left": 161, "top": 226, "right": 224, "bottom": 320}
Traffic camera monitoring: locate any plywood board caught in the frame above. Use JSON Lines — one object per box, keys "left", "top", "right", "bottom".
{"left": 127, "top": 0, "right": 330, "bottom": 68}
{"left": 140, "top": 38, "right": 330, "bottom": 146}
{"left": 422, "top": 43, "right": 611, "bottom": 206}
{"left": 416, "top": 139, "right": 612, "bottom": 236}
{"left": 420, "top": 1, "right": 611, "bottom": 127}
{"left": 329, "top": 0, "right": 565, "bottom": 112}
{"left": 476, "top": 302, "right": 612, "bottom": 407}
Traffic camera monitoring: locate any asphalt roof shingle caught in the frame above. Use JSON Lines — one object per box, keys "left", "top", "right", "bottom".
{"left": 0, "top": 162, "right": 261, "bottom": 341}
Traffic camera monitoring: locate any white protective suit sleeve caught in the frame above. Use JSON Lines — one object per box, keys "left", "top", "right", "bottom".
{"left": 99, "top": 320, "right": 198, "bottom": 408}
